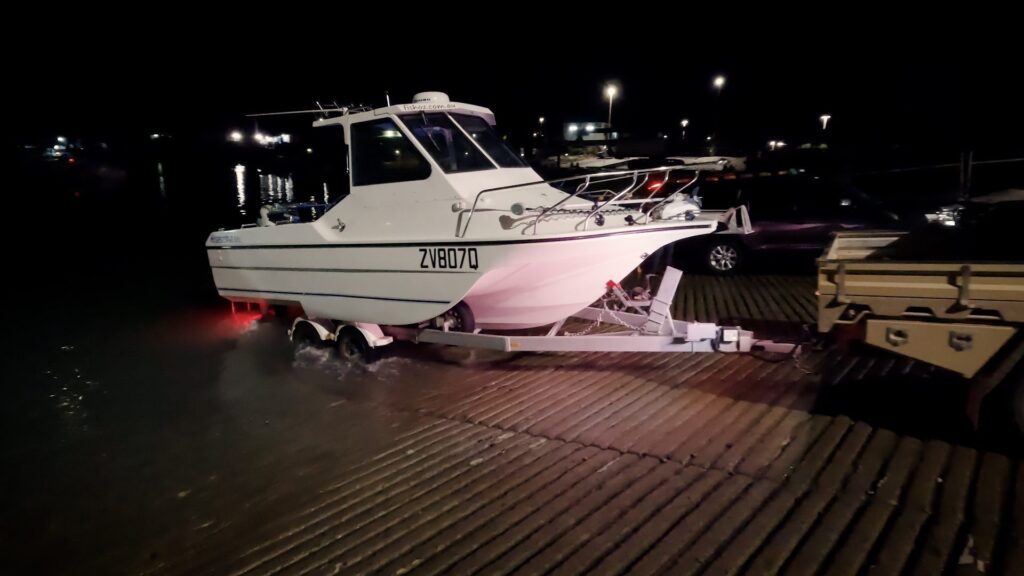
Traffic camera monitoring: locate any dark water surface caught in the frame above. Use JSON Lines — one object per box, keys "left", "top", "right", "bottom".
{"left": 2, "top": 150, "right": 416, "bottom": 573}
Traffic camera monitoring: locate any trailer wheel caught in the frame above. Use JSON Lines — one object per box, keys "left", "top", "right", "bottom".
{"left": 433, "top": 301, "right": 476, "bottom": 333}
{"left": 705, "top": 240, "right": 743, "bottom": 275}
{"left": 337, "top": 326, "right": 377, "bottom": 363}
{"left": 1009, "top": 371, "right": 1024, "bottom": 442}
{"left": 980, "top": 366, "right": 1024, "bottom": 448}
{"left": 291, "top": 322, "right": 323, "bottom": 351}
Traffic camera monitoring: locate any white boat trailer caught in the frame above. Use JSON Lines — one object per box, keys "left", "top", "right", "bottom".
{"left": 290, "top": 267, "right": 798, "bottom": 357}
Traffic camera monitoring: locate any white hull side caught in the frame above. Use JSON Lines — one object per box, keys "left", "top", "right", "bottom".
{"left": 464, "top": 225, "right": 711, "bottom": 328}
{"left": 209, "top": 246, "right": 482, "bottom": 325}
{"left": 208, "top": 222, "right": 713, "bottom": 328}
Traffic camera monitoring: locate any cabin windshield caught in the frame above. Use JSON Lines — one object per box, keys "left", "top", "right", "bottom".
{"left": 399, "top": 111, "right": 526, "bottom": 173}
{"left": 449, "top": 113, "right": 527, "bottom": 168}
{"left": 401, "top": 112, "right": 494, "bottom": 173}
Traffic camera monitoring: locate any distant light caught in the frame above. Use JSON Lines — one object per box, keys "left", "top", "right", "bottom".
{"left": 229, "top": 131, "right": 243, "bottom": 142}
{"left": 585, "top": 124, "right": 595, "bottom": 132}
{"left": 538, "top": 117, "right": 545, "bottom": 124}
{"left": 605, "top": 84, "right": 618, "bottom": 99}
{"left": 819, "top": 114, "right": 832, "bottom": 130}
{"left": 254, "top": 132, "right": 266, "bottom": 143}
{"left": 381, "top": 129, "right": 401, "bottom": 138}
{"left": 680, "top": 119, "right": 689, "bottom": 128}
{"left": 394, "top": 149, "right": 400, "bottom": 155}
{"left": 777, "top": 141, "right": 786, "bottom": 148}
{"left": 150, "top": 133, "right": 161, "bottom": 140}
{"left": 706, "top": 136, "right": 712, "bottom": 141}
{"left": 568, "top": 124, "right": 579, "bottom": 132}
{"left": 662, "top": 135, "right": 668, "bottom": 139}
{"left": 306, "top": 147, "right": 313, "bottom": 154}
{"left": 56, "top": 136, "right": 67, "bottom": 144}
{"left": 532, "top": 132, "right": 538, "bottom": 137}
{"left": 713, "top": 75, "right": 726, "bottom": 90}
{"left": 281, "top": 133, "right": 291, "bottom": 143}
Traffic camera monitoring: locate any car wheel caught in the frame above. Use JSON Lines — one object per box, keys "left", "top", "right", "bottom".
{"left": 705, "top": 240, "right": 743, "bottom": 275}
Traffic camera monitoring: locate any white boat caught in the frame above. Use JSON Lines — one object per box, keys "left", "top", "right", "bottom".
{"left": 207, "top": 92, "right": 719, "bottom": 330}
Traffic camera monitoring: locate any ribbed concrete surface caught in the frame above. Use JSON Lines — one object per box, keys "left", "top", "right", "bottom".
{"left": 152, "top": 275, "right": 1022, "bottom": 576}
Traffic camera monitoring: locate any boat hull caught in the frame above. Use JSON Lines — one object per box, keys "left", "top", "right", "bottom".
{"left": 207, "top": 222, "right": 715, "bottom": 328}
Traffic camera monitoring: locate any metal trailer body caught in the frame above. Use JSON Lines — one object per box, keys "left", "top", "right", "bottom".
{"left": 817, "top": 231, "right": 1024, "bottom": 429}
{"left": 291, "top": 266, "right": 796, "bottom": 357}
{"left": 817, "top": 231, "right": 1024, "bottom": 378}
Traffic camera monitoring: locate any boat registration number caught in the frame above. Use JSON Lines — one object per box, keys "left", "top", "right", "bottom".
{"left": 419, "top": 247, "right": 479, "bottom": 270}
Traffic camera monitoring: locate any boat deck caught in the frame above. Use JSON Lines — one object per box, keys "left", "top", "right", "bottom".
{"left": 148, "top": 275, "right": 1023, "bottom": 576}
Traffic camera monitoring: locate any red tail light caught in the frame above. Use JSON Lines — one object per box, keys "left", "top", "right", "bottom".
{"left": 646, "top": 180, "right": 664, "bottom": 191}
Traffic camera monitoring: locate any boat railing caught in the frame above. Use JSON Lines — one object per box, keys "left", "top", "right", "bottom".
{"left": 456, "top": 167, "right": 702, "bottom": 238}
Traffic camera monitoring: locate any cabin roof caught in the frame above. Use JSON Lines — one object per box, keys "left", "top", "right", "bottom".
{"left": 312, "top": 101, "right": 494, "bottom": 128}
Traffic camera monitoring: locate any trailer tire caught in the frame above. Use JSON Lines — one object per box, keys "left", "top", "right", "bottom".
{"left": 434, "top": 301, "right": 476, "bottom": 333}
{"left": 980, "top": 366, "right": 1024, "bottom": 448}
{"left": 291, "top": 322, "right": 323, "bottom": 351}
{"left": 337, "top": 326, "right": 377, "bottom": 363}
{"left": 1010, "top": 371, "right": 1024, "bottom": 442}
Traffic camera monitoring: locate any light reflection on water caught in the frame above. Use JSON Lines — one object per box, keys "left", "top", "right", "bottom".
{"left": 230, "top": 163, "right": 333, "bottom": 223}
{"left": 157, "top": 162, "right": 166, "bottom": 196}
{"left": 258, "top": 173, "right": 295, "bottom": 204}
{"left": 234, "top": 164, "right": 247, "bottom": 217}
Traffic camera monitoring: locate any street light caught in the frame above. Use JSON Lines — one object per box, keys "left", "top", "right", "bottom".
{"left": 819, "top": 114, "right": 832, "bottom": 130}
{"left": 680, "top": 119, "right": 689, "bottom": 141}
{"left": 229, "top": 131, "right": 243, "bottom": 142}
{"left": 604, "top": 83, "right": 618, "bottom": 127}
{"left": 538, "top": 116, "right": 545, "bottom": 125}
{"left": 710, "top": 76, "right": 726, "bottom": 154}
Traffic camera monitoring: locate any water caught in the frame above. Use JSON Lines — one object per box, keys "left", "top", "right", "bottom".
{"left": 1, "top": 149, "right": 385, "bottom": 573}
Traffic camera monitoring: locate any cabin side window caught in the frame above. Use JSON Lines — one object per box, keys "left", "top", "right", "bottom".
{"left": 310, "top": 125, "right": 350, "bottom": 200}
{"left": 350, "top": 118, "right": 431, "bottom": 186}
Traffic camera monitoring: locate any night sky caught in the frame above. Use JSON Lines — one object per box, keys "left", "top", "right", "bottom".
{"left": 10, "top": 14, "right": 1022, "bottom": 160}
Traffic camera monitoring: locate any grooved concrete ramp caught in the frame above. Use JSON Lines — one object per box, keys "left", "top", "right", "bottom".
{"left": 142, "top": 275, "right": 1022, "bottom": 576}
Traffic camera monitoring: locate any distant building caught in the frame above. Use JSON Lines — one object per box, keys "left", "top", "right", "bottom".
{"left": 562, "top": 121, "right": 618, "bottom": 142}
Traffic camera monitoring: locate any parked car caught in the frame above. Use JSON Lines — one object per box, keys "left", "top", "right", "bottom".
{"left": 689, "top": 173, "right": 901, "bottom": 274}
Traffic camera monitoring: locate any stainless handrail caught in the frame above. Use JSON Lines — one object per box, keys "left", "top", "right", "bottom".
{"left": 457, "top": 166, "right": 702, "bottom": 238}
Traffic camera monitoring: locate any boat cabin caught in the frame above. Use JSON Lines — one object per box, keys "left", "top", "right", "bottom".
{"left": 311, "top": 92, "right": 540, "bottom": 203}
